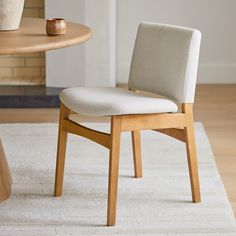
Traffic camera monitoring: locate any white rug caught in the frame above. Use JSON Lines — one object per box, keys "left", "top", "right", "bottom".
{"left": 0, "top": 123, "right": 235, "bottom": 236}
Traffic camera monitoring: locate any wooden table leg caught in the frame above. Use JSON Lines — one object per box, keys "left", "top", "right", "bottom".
{"left": 0, "top": 139, "right": 12, "bottom": 202}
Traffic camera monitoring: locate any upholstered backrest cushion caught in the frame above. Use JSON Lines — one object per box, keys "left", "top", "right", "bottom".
{"left": 128, "top": 22, "right": 201, "bottom": 103}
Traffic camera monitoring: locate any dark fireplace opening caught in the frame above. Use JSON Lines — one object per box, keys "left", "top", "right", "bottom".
{"left": 0, "top": 86, "right": 62, "bottom": 108}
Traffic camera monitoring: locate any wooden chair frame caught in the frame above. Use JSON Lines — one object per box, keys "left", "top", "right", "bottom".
{"left": 54, "top": 102, "right": 201, "bottom": 226}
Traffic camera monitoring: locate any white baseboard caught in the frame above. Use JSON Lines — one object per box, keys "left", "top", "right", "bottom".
{"left": 197, "top": 64, "right": 236, "bottom": 84}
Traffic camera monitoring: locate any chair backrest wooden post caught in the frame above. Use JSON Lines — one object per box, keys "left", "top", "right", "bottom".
{"left": 128, "top": 22, "right": 201, "bottom": 103}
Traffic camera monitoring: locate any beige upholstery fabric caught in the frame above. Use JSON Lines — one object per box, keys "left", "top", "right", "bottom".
{"left": 129, "top": 22, "right": 201, "bottom": 103}
{"left": 60, "top": 22, "right": 201, "bottom": 116}
{"left": 60, "top": 87, "right": 178, "bottom": 116}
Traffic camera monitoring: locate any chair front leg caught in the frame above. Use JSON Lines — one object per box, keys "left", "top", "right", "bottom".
{"left": 107, "top": 116, "right": 122, "bottom": 226}
{"left": 183, "top": 104, "right": 201, "bottom": 203}
{"left": 131, "top": 130, "right": 143, "bottom": 178}
{"left": 54, "top": 103, "right": 70, "bottom": 197}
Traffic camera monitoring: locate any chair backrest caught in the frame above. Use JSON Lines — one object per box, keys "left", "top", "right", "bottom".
{"left": 128, "top": 22, "right": 201, "bottom": 103}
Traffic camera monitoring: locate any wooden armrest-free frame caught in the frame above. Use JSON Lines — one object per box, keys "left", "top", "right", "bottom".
{"left": 54, "top": 102, "right": 201, "bottom": 226}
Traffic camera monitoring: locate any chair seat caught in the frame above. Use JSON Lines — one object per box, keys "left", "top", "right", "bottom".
{"left": 60, "top": 87, "right": 178, "bottom": 116}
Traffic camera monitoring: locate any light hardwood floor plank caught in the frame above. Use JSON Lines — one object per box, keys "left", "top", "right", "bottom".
{"left": 194, "top": 84, "right": 236, "bottom": 216}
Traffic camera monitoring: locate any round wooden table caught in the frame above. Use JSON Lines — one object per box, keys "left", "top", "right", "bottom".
{"left": 0, "top": 17, "right": 92, "bottom": 202}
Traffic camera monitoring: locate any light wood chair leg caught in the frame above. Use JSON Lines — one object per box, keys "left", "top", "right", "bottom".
{"left": 54, "top": 103, "right": 70, "bottom": 197}
{"left": 107, "top": 116, "right": 122, "bottom": 226}
{"left": 183, "top": 104, "right": 201, "bottom": 203}
{"left": 0, "top": 139, "right": 12, "bottom": 202}
{"left": 131, "top": 130, "right": 143, "bottom": 178}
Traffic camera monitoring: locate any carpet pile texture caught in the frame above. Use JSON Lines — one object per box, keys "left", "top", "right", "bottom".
{"left": 0, "top": 123, "right": 235, "bottom": 236}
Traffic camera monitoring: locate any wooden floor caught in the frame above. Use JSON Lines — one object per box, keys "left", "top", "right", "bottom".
{"left": 0, "top": 84, "right": 235, "bottom": 216}
{"left": 194, "top": 85, "right": 236, "bottom": 216}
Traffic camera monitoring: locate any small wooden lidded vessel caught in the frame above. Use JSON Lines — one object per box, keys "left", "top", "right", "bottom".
{"left": 46, "top": 18, "right": 67, "bottom": 36}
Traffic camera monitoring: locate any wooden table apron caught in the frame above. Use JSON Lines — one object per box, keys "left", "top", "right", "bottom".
{"left": 0, "top": 17, "right": 92, "bottom": 202}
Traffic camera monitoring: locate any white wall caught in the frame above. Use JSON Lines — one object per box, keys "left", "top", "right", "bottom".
{"left": 84, "top": 0, "right": 116, "bottom": 86}
{"left": 45, "top": 0, "right": 236, "bottom": 86}
{"left": 117, "top": 0, "right": 236, "bottom": 84}
{"left": 45, "top": 0, "right": 86, "bottom": 87}
{"left": 45, "top": 0, "right": 116, "bottom": 88}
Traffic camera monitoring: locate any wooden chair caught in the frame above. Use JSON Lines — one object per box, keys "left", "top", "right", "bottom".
{"left": 54, "top": 22, "right": 202, "bottom": 226}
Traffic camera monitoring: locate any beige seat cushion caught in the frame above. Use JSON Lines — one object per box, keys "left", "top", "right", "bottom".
{"left": 60, "top": 87, "right": 178, "bottom": 116}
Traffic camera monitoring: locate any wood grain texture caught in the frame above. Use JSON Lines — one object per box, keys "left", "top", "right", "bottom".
{"left": 121, "top": 113, "right": 186, "bottom": 131}
{"left": 0, "top": 17, "right": 91, "bottom": 201}
{"left": 107, "top": 116, "right": 122, "bottom": 226}
{"left": 63, "top": 119, "right": 111, "bottom": 149}
{"left": 0, "top": 139, "right": 12, "bottom": 202}
{"left": 131, "top": 130, "right": 143, "bottom": 178}
{"left": 54, "top": 103, "right": 200, "bottom": 226}
{"left": 0, "top": 17, "right": 92, "bottom": 55}
{"left": 154, "top": 128, "right": 185, "bottom": 142}
{"left": 183, "top": 104, "right": 201, "bottom": 203}
{"left": 194, "top": 85, "right": 236, "bottom": 216}
{"left": 54, "top": 103, "right": 70, "bottom": 197}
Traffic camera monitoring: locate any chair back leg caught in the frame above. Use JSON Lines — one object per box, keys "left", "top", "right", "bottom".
{"left": 131, "top": 130, "right": 143, "bottom": 178}
{"left": 54, "top": 103, "right": 70, "bottom": 197}
{"left": 107, "top": 116, "right": 122, "bottom": 226}
{"left": 183, "top": 104, "right": 201, "bottom": 203}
